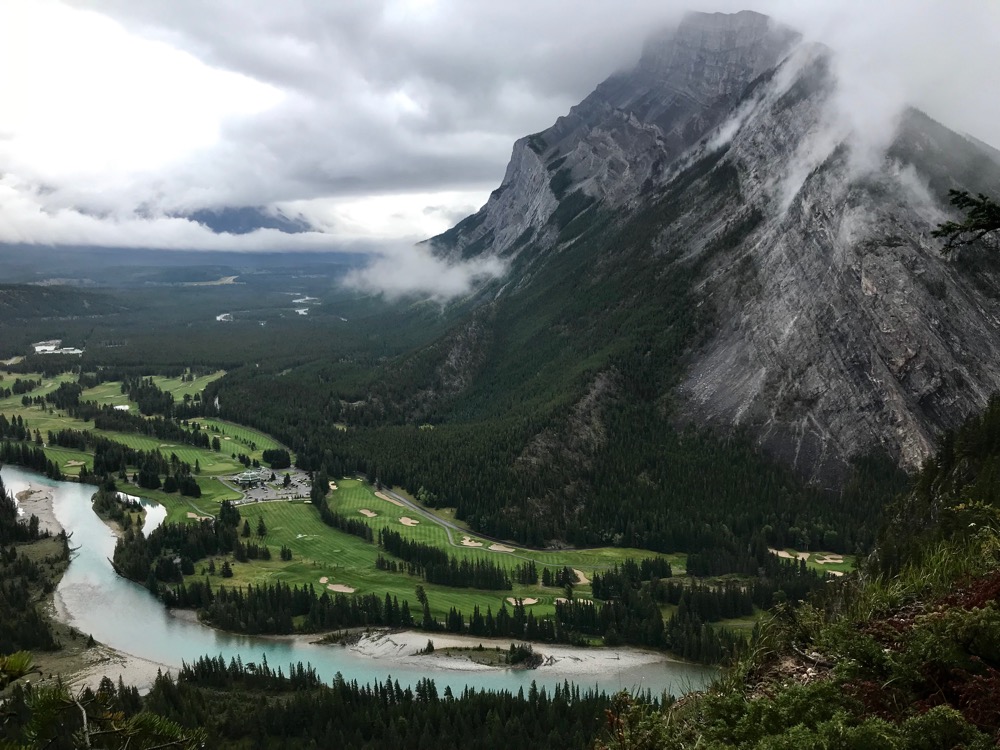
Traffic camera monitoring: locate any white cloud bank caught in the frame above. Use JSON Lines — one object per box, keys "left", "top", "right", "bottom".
{"left": 343, "top": 244, "right": 507, "bottom": 303}
{"left": 2, "top": 0, "right": 999, "bottom": 300}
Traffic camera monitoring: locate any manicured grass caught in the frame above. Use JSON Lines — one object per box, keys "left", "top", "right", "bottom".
{"left": 770, "top": 548, "right": 856, "bottom": 574}
{"left": 44, "top": 446, "right": 93, "bottom": 477}
{"left": 0, "top": 402, "right": 106, "bottom": 452}
{"left": 355, "top": 481, "right": 688, "bottom": 574}
{"left": 79, "top": 371, "right": 225, "bottom": 409}
{"left": 139, "top": 482, "right": 240, "bottom": 524}
{"left": 193, "top": 499, "right": 580, "bottom": 621}
{"left": 194, "top": 418, "right": 293, "bottom": 464}
{"left": 93, "top": 430, "right": 243, "bottom": 476}
{"left": 722, "top": 611, "right": 765, "bottom": 632}
{"left": 187, "top": 479, "right": 688, "bottom": 623}
{"left": 79, "top": 381, "right": 131, "bottom": 407}
{"left": 153, "top": 371, "right": 225, "bottom": 400}
{"left": 1, "top": 387, "right": 241, "bottom": 477}
{"left": 0, "top": 371, "right": 76, "bottom": 408}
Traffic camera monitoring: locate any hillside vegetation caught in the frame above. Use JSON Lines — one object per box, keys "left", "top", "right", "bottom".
{"left": 597, "top": 394, "right": 1000, "bottom": 748}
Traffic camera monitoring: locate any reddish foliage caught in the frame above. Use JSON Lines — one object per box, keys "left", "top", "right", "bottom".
{"left": 952, "top": 667, "right": 1000, "bottom": 736}
{"left": 859, "top": 603, "right": 926, "bottom": 650}
{"left": 842, "top": 679, "right": 907, "bottom": 721}
{"left": 940, "top": 572, "right": 1000, "bottom": 611}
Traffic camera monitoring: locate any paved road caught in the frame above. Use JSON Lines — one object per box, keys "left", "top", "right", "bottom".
{"left": 218, "top": 472, "right": 546, "bottom": 563}
{"left": 378, "top": 487, "right": 542, "bottom": 563}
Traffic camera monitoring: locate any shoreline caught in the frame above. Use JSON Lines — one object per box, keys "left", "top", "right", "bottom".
{"left": 336, "top": 629, "right": 684, "bottom": 676}
{"left": 168, "top": 608, "right": 686, "bottom": 675}
{"left": 8, "top": 470, "right": 699, "bottom": 691}
{"left": 14, "top": 484, "right": 63, "bottom": 536}
{"left": 44, "top": 587, "right": 178, "bottom": 693}
{"left": 48, "top": 610, "right": 693, "bottom": 693}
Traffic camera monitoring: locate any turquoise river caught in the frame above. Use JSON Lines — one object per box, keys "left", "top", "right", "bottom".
{"left": 3, "top": 465, "right": 714, "bottom": 696}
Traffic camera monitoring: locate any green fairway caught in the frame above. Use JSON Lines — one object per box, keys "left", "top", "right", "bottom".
{"left": 194, "top": 418, "right": 293, "bottom": 464}
{"left": 186, "top": 479, "right": 689, "bottom": 623}
{"left": 79, "top": 381, "right": 132, "bottom": 407}
{"left": 770, "top": 547, "right": 856, "bottom": 574}
{"left": 1, "top": 374, "right": 243, "bottom": 477}
{"left": 93, "top": 430, "right": 243, "bottom": 476}
{"left": 153, "top": 371, "right": 225, "bottom": 399}
{"left": 44, "top": 446, "right": 93, "bottom": 477}
{"left": 138, "top": 480, "right": 241, "bottom": 524}
{"left": 1, "top": 399, "right": 106, "bottom": 451}
{"left": 192, "top": 499, "right": 582, "bottom": 621}
{"left": 79, "top": 371, "right": 225, "bottom": 409}
{"left": 0, "top": 371, "right": 77, "bottom": 408}
{"left": 330, "top": 479, "right": 686, "bottom": 572}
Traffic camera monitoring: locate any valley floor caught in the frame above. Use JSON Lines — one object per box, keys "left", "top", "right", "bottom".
{"left": 342, "top": 628, "right": 687, "bottom": 676}
{"left": 40, "top": 607, "right": 686, "bottom": 693}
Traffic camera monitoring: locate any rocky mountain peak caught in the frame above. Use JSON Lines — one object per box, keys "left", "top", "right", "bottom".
{"left": 423, "top": 9, "right": 1000, "bottom": 486}
{"left": 637, "top": 10, "right": 799, "bottom": 100}
{"left": 430, "top": 10, "right": 800, "bottom": 264}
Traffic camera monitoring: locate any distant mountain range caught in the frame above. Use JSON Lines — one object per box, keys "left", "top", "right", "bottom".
{"left": 182, "top": 206, "right": 312, "bottom": 235}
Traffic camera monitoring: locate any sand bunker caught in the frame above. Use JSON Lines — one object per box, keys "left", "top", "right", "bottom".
{"left": 64, "top": 460, "right": 85, "bottom": 467}
{"left": 359, "top": 509, "right": 378, "bottom": 518}
{"left": 573, "top": 568, "right": 591, "bottom": 585}
{"left": 488, "top": 543, "right": 515, "bottom": 553}
{"left": 827, "top": 570, "right": 845, "bottom": 577}
{"left": 506, "top": 597, "right": 539, "bottom": 606}
{"left": 327, "top": 583, "right": 356, "bottom": 593}
{"left": 185, "top": 512, "right": 213, "bottom": 521}
{"left": 460, "top": 536, "right": 483, "bottom": 547}
{"left": 555, "top": 597, "right": 594, "bottom": 605}
{"left": 319, "top": 577, "right": 329, "bottom": 584}
{"left": 375, "top": 491, "right": 405, "bottom": 507}
{"left": 223, "top": 436, "right": 231, "bottom": 441}
{"left": 814, "top": 555, "right": 845, "bottom": 565}
{"left": 328, "top": 481, "right": 338, "bottom": 491}
{"left": 768, "top": 548, "right": 810, "bottom": 561}
{"left": 399, "top": 517, "right": 419, "bottom": 527}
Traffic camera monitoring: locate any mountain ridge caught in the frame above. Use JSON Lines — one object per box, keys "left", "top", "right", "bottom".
{"left": 422, "top": 9, "right": 1000, "bottom": 485}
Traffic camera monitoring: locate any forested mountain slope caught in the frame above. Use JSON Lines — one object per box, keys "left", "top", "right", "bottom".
{"left": 211, "top": 9, "right": 1000, "bottom": 550}
{"left": 595, "top": 395, "right": 1000, "bottom": 749}
{"left": 426, "top": 9, "right": 1000, "bottom": 484}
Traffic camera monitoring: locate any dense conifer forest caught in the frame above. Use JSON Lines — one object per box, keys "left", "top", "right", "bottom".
{"left": 1, "top": 653, "right": 629, "bottom": 749}
{"left": 0, "top": 475, "right": 68, "bottom": 654}
{"left": 592, "top": 392, "right": 1000, "bottom": 748}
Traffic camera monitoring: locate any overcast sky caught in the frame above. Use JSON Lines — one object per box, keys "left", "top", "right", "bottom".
{"left": 2, "top": 0, "right": 999, "bottom": 260}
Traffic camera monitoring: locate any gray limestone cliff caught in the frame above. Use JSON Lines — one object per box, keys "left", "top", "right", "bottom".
{"left": 427, "top": 10, "right": 1000, "bottom": 483}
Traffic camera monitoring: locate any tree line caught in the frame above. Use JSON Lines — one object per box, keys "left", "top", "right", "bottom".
{"left": 1, "top": 650, "right": 628, "bottom": 749}
{"left": 377, "top": 527, "right": 512, "bottom": 590}
{"left": 0, "top": 472, "right": 68, "bottom": 654}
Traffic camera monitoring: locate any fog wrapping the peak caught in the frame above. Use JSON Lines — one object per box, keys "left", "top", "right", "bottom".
{"left": 1, "top": 0, "right": 998, "bottom": 299}
{"left": 343, "top": 243, "right": 507, "bottom": 302}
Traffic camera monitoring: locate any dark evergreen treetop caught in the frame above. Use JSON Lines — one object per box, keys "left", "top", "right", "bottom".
{"left": 933, "top": 189, "right": 1000, "bottom": 251}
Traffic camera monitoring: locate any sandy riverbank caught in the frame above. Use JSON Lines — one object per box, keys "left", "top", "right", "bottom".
{"left": 63, "top": 646, "right": 175, "bottom": 694}
{"left": 338, "top": 629, "right": 680, "bottom": 676}
{"left": 14, "top": 485, "right": 63, "bottom": 535}
{"left": 48, "top": 610, "right": 687, "bottom": 691}
{"left": 160, "top": 611, "right": 681, "bottom": 677}
{"left": 35, "top": 596, "right": 177, "bottom": 694}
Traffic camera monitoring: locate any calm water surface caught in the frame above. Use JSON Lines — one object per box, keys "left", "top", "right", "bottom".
{"left": 3, "top": 465, "right": 713, "bottom": 695}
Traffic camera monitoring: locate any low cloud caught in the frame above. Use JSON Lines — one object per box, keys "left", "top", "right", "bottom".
{"left": 2, "top": 1, "right": 998, "bottom": 251}
{"left": 343, "top": 243, "right": 507, "bottom": 302}
{"left": 0, "top": 175, "right": 340, "bottom": 251}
